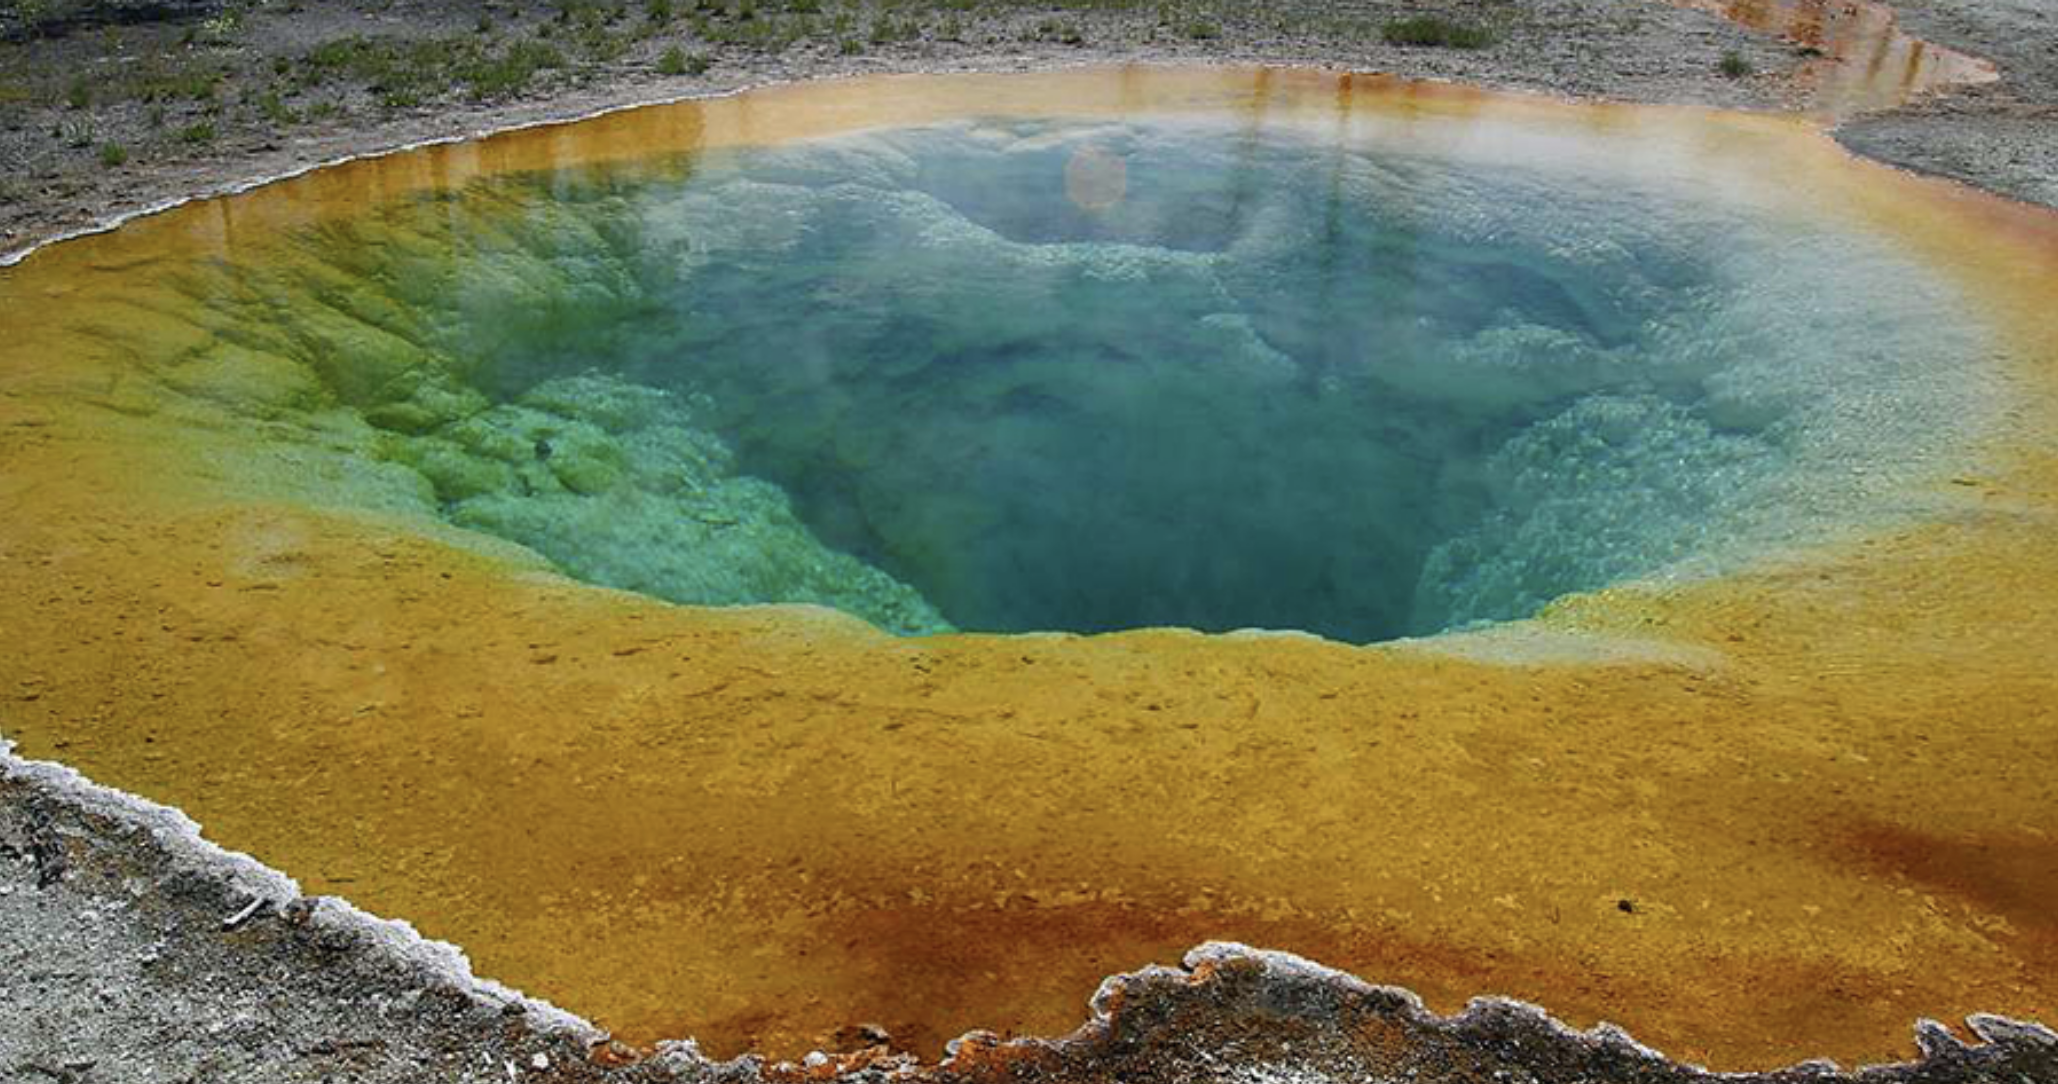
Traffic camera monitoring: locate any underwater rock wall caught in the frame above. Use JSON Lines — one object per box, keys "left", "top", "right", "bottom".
{"left": 129, "top": 117, "right": 1997, "bottom": 641}
{"left": 142, "top": 202, "right": 953, "bottom": 635}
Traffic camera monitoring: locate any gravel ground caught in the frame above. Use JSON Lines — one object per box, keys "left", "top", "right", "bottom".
{"left": 7, "top": 744, "right": 2058, "bottom": 1084}
{"left": 0, "top": 745, "right": 708, "bottom": 1084}
{"left": 1833, "top": 0, "right": 2058, "bottom": 208}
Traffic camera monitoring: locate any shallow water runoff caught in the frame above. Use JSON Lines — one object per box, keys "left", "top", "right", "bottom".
{"left": 156, "top": 82, "right": 1994, "bottom": 645}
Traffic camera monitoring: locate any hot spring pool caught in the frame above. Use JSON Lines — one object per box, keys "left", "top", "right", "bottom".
{"left": 133, "top": 93, "right": 1994, "bottom": 643}
{"left": 3, "top": 68, "right": 2056, "bottom": 1070}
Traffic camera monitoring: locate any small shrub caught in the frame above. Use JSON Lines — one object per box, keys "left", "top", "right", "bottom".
{"left": 461, "top": 39, "right": 565, "bottom": 99}
{"left": 1382, "top": 15, "right": 1495, "bottom": 49}
{"left": 1718, "top": 50, "right": 1752, "bottom": 78}
{"left": 127, "top": 61, "right": 224, "bottom": 105}
{"left": 1184, "top": 19, "right": 1220, "bottom": 40}
{"left": 657, "top": 44, "right": 688, "bottom": 74}
{"left": 255, "top": 89, "right": 299, "bottom": 125}
{"left": 646, "top": 0, "right": 674, "bottom": 20}
{"left": 13, "top": 0, "right": 52, "bottom": 39}
{"left": 178, "top": 120, "right": 216, "bottom": 144}
{"left": 65, "top": 76, "right": 92, "bottom": 110}
{"left": 97, "top": 142, "right": 128, "bottom": 167}
{"left": 199, "top": 11, "right": 242, "bottom": 44}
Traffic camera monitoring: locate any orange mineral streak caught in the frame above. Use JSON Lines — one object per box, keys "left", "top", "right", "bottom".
{"left": 2, "top": 69, "right": 2057, "bottom": 1072}
{"left": 1676, "top": 0, "right": 1996, "bottom": 116}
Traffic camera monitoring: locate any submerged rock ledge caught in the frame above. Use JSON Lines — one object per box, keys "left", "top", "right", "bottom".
{"left": 5, "top": 742, "right": 2051, "bottom": 1084}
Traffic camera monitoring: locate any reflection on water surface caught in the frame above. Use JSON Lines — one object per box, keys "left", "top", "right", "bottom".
{"left": 1683, "top": 0, "right": 1995, "bottom": 114}
{"left": 122, "top": 85, "right": 1991, "bottom": 642}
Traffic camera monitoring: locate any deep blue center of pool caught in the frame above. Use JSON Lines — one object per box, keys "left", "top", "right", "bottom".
{"left": 230, "top": 117, "right": 1986, "bottom": 641}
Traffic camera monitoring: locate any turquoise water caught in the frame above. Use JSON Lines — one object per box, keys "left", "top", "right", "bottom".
{"left": 165, "top": 117, "right": 1994, "bottom": 641}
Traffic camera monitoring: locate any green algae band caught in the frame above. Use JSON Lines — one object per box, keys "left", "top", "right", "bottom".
{"left": 145, "top": 113, "right": 1994, "bottom": 643}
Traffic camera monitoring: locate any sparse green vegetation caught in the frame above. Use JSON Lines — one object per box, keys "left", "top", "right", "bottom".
{"left": 254, "top": 89, "right": 300, "bottom": 125}
{"left": 126, "top": 62, "right": 226, "bottom": 105}
{"left": 10, "top": 0, "right": 53, "bottom": 40}
{"left": 298, "top": 33, "right": 567, "bottom": 106}
{"left": 656, "top": 44, "right": 689, "bottom": 74}
{"left": 466, "top": 38, "right": 568, "bottom": 97}
{"left": 869, "top": 16, "right": 918, "bottom": 44}
{"left": 0, "top": 0, "right": 1257, "bottom": 156}
{"left": 1719, "top": 50, "right": 1752, "bottom": 78}
{"left": 97, "top": 142, "right": 128, "bottom": 167}
{"left": 1382, "top": 14, "right": 1495, "bottom": 49}
{"left": 1032, "top": 17, "right": 1085, "bottom": 44}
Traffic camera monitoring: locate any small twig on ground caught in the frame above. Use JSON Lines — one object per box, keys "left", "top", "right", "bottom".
{"left": 221, "top": 895, "right": 270, "bottom": 930}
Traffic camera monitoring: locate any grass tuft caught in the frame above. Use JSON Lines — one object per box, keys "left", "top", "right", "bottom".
{"left": 1382, "top": 14, "right": 1495, "bottom": 49}
{"left": 464, "top": 38, "right": 567, "bottom": 98}
{"left": 656, "top": 44, "right": 709, "bottom": 75}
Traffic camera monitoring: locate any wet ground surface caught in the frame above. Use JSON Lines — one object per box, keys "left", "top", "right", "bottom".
{"left": 1831, "top": 0, "right": 2058, "bottom": 209}
{"left": 8, "top": 748, "right": 2058, "bottom": 1084}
